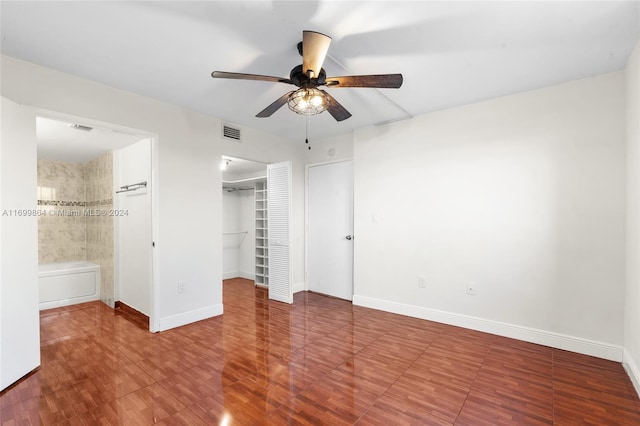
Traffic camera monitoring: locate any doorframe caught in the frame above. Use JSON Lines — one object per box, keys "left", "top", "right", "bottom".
{"left": 28, "top": 106, "right": 160, "bottom": 332}
{"left": 304, "top": 158, "right": 354, "bottom": 294}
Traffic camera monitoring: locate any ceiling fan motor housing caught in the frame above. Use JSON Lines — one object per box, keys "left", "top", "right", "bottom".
{"left": 290, "top": 64, "right": 326, "bottom": 88}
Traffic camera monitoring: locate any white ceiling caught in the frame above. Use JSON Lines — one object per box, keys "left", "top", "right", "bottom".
{"left": 36, "top": 117, "right": 144, "bottom": 164}
{"left": 2, "top": 1, "right": 639, "bottom": 142}
{"left": 221, "top": 156, "right": 267, "bottom": 191}
{"left": 222, "top": 155, "right": 267, "bottom": 177}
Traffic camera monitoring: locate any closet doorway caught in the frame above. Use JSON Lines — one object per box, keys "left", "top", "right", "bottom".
{"left": 221, "top": 156, "right": 268, "bottom": 286}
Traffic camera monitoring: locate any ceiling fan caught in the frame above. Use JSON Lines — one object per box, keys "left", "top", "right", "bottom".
{"left": 211, "top": 30, "right": 403, "bottom": 122}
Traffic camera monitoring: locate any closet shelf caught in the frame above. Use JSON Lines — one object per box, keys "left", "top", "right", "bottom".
{"left": 255, "top": 179, "right": 269, "bottom": 288}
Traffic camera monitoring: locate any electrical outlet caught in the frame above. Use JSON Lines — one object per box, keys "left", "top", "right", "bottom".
{"left": 418, "top": 276, "right": 427, "bottom": 288}
{"left": 178, "top": 282, "right": 186, "bottom": 294}
{"left": 466, "top": 282, "right": 476, "bottom": 295}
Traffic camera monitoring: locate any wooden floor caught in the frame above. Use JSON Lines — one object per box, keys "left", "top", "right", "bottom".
{"left": 2, "top": 278, "right": 640, "bottom": 425}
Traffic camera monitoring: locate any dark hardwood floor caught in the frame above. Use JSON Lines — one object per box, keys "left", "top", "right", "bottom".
{"left": 2, "top": 278, "right": 640, "bottom": 425}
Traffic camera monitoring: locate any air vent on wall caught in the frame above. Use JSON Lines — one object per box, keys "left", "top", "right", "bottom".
{"left": 69, "top": 124, "right": 93, "bottom": 132}
{"left": 222, "top": 123, "right": 241, "bottom": 142}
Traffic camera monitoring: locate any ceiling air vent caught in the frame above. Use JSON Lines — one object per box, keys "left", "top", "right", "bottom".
{"left": 69, "top": 124, "right": 93, "bottom": 132}
{"left": 222, "top": 123, "right": 241, "bottom": 142}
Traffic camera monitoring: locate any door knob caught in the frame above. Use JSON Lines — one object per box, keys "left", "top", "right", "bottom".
{"left": 345, "top": 235, "right": 353, "bottom": 240}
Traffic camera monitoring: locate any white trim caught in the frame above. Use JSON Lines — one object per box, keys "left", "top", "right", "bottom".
{"left": 157, "top": 304, "right": 223, "bottom": 332}
{"left": 293, "top": 282, "right": 305, "bottom": 294}
{"left": 306, "top": 157, "right": 354, "bottom": 169}
{"left": 624, "top": 349, "right": 640, "bottom": 398}
{"left": 150, "top": 136, "right": 160, "bottom": 332}
{"left": 222, "top": 271, "right": 255, "bottom": 281}
{"left": 353, "top": 294, "right": 623, "bottom": 362}
{"left": 112, "top": 151, "right": 120, "bottom": 309}
{"left": 239, "top": 271, "right": 255, "bottom": 280}
{"left": 223, "top": 271, "right": 241, "bottom": 280}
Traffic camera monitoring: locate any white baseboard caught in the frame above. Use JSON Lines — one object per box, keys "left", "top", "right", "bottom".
{"left": 293, "top": 282, "right": 305, "bottom": 294}
{"left": 239, "top": 271, "right": 255, "bottom": 280}
{"left": 223, "top": 271, "right": 239, "bottom": 280}
{"left": 624, "top": 349, "right": 640, "bottom": 398}
{"left": 353, "top": 295, "right": 623, "bottom": 362}
{"left": 157, "top": 303, "right": 223, "bottom": 332}
{"left": 223, "top": 271, "right": 255, "bottom": 280}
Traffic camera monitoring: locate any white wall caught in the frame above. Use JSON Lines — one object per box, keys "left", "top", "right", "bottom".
{"left": 624, "top": 38, "right": 640, "bottom": 394}
{"left": 238, "top": 189, "right": 256, "bottom": 279}
{"left": 305, "top": 133, "right": 354, "bottom": 165}
{"left": 1, "top": 97, "right": 40, "bottom": 390}
{"left": 353, "top": 72, "right": 627, "bottom": 360}
{"left": 222, "top": 189, "right": 256, "bottom": 280}
{"left": 0, "top": 55, "right": 307, "bottom": 331}
{"left": 222, "top": 190, "right": 241, "bottom": 278}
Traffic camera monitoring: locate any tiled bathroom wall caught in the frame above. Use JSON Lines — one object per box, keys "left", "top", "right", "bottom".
{"left": 37, "top": 160, "right": 87, "bottom": 262}
{"left": 37, "top": 153, "right": 114, "bottom": 307}
{"left": 86, "top": 152, "right": 114, "bottom": 307}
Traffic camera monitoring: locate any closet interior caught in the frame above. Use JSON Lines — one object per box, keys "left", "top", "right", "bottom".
{"left": 221, "top": 156, "right": 268, "bottom": 287}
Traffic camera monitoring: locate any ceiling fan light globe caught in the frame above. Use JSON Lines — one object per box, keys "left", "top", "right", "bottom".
{"left": 311, "top": 95, "right": 324, "bottom": 107}
{"left": 287, "top": 88, "right": 328, "bottom": 116}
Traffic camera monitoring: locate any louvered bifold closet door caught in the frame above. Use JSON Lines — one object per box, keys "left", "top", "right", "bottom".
{"left": 267, "top": 161, "right": 293, "bottom": 304}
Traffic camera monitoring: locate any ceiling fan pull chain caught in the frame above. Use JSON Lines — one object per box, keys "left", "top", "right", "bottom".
{"left": 305, "top": 116, "right": 311, "bottom": 150}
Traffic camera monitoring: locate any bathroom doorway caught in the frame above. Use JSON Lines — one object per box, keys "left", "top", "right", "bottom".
{"left": 221, "top": 156, "right": 267, "bottom": 286}
{"left": 35, "top": 111, "right": 158, "bottom": 330}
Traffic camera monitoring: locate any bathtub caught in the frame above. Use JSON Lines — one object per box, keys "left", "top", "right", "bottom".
{"left": 38, "top": 261, "right": 100, "bottom": 310}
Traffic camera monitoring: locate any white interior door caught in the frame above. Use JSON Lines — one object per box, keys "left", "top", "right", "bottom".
{"left": 268, "top": 161, "right": 293, "bottom": 304}
{"left": 307, "top": 160, "right": 354, "bottom": 300}
{"left": 116, "top": 138, "right": 152, "bottom": 316}
{"left": 0, "top": 97, "right": 40, "bottom": 390}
